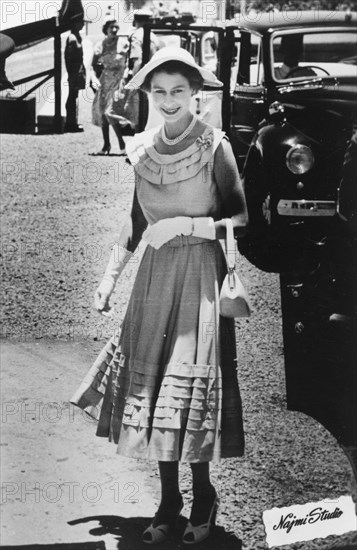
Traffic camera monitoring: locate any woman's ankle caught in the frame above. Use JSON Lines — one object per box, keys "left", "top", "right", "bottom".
{"left": 189, "top": 486, "right": 217, "bottom": 526}
{"left": 152, "top": 493, "right": 183, "bottom": 527}
{"left": 193, "top": 484, "right": 216, "bottom": 498}
{"left": 160, "top": 490, "right": 182, "bottom": 507}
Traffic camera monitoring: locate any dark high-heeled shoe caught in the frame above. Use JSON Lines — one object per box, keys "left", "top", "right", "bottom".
{"left": 182, "top": 491, "right": 219, "bottom": 545}
{"left": 142, "top": 494, "right": 183, "bottom": 545}
{"left": 93, "top": 144, "right": 111, "bottom": 156}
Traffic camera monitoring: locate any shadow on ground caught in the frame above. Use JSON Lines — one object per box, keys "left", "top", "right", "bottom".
{"left": 0, "top": 515, "right": 242, "bottom": 550}
{"left": 67, "top": 514, "right": 242, "bottom": 549}
{"left": 0, "top": 544, "right": 105, "bottom": 550}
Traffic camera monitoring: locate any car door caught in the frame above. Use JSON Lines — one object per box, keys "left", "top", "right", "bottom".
{"left": 140, "top": 24, "right": 226, "bottom": 132}
{"left": 229, "top": 29, "right": 267, "bottom": 171}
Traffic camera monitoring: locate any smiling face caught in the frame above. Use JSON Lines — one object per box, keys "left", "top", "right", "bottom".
{"left": 149, "top": 71, "right": 194, "bottom": 123}
{"left": 107, "top": 21, "right": 119, "bottom": 37}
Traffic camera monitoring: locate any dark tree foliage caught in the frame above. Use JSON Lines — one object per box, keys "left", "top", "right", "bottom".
{"left": 226, "top": 0, "right": 357, "bottom": 14}
{"left": 123, "top": 0, "right": 149, "bottom": 11}
{"left": 243, "top": 0, "right": 357, "bottom": 10}
{"left": 121, "top": 0, "right": 356, "bottom": 15}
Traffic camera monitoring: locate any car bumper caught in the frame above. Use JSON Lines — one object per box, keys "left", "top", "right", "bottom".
{"left": 277, "top": 199, "right": 336, "bottom": 217}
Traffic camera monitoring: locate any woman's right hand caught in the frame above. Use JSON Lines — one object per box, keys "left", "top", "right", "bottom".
{"left": 94, "top": 279, "right": 114, "bottom": 315}
{"left": 90, "top": 77, "right": 101, "bottom": 91}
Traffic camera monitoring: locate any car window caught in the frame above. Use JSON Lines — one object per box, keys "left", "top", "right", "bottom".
{"left": 235, "top": 31, "right": 264, "bottom": 87}
{"left": 201, "top": 31, "right": 218, "bottom": 74}
{"left": 230, "top": 29, "right": 241, "bottom": 92}
{"left": 272, "top": 31, "right": 357, "bottom": 81}
{"left": 153, "top": 32, "right": 198, "bottom": 55}
{"left": 158, "top": 34, "right": 181, "bottom": 48}
{"left": 152, "top": 30, "right": 221, "bottom": 75}
{"left": 250, "top": 34, "right": 264, "bottom": 85}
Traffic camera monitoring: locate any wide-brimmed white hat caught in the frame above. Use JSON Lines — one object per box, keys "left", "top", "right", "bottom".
{"left": 126, "top": 46, "right": 223, "bottom": 90}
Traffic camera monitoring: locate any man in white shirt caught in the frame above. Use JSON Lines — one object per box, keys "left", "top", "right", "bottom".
{"left": 129, "top": 10, "right": 161, "bottom": 77}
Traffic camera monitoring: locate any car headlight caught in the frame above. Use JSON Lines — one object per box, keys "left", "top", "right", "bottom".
{"left": 286, "top": 144, "right": 314, "bottom": 174}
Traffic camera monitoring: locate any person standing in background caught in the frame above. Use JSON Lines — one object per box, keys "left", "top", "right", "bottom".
{"left": 64, "top": 19, "right": 86, "bottom": 132}
{"left": 90, "top": 19, "right": 127, "bottom": 155}
{"left": 122, "top": 10, "right": 161, "bottom": 132}
{"left": 129, "top": 10, "right": 161, "bottom": 77}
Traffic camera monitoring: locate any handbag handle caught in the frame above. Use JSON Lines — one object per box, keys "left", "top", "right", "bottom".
{"left": 225, "top": 218, "right": 236, "bottom": 271}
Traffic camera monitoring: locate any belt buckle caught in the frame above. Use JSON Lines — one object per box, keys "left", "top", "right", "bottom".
{"left": 168, "top": 235, "right": 195, "bottom": 247}
{"left": 181, "top": 235, "right": 189, "bottom": 246}
{"left": 168, "top": 235, "right": 179, "bottom": 247}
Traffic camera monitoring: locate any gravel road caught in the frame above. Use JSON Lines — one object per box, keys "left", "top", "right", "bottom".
{"left": 0, "top": 91, "right": 356, "bottom": 550}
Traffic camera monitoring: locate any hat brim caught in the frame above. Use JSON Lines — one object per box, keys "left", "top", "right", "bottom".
{"left": 125, "top": 51, "right": 223, "bottom": 90}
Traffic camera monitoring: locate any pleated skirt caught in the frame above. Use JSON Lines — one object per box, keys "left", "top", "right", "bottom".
{"left": 71, "top": 235, "right": 244, "bottom": 462}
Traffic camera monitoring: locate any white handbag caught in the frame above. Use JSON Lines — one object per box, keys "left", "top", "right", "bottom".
{"left": 219, "top": 218, "right": 251, "bottom": 318}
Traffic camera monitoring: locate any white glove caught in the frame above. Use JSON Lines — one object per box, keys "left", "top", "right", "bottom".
{"left": 142, "top": 217, "right": 192, "bottom": 249}
{"left": 142, "top": 217, "right": 216, "bottom": 250}
{"left": 94, "top": 244, "right": 133, "bottom": 315}
{"left": 192, "top": 217, "right": 216, "bottom": 240}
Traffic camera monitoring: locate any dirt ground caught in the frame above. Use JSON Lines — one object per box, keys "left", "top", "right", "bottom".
{"left": 1, "top": 90, "right": 356, "bottom": 550}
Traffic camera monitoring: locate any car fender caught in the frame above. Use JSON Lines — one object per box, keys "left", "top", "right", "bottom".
{"left": 239, "top": 121, "right": 320, "bottom": 273}
{"left": 249, "top": 119, "right": 316, "bottom": 190}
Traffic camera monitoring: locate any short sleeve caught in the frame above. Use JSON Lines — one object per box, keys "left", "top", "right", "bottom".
{"left": 93, "top": 40, "right": 103, "bottom": 57}
{"left": 130, "top": 29, "right": 143, "bottom": 60}
{"left": 117, "top": 37, "right": 129, "bottom": 57}
{"left": 214, "top": 137, "right": 241, "bottom": 188}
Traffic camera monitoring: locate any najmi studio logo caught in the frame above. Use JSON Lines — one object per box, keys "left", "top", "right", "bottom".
{"left": 263, "top": 496, "right": 357, "bottom": 547}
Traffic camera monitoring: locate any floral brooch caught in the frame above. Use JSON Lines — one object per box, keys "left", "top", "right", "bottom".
{"left": 196, "top": 134, "right": 213, "bottom": 150}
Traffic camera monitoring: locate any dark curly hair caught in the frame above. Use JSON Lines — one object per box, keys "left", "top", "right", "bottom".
{"left": 141, "top": 61, "right": 204, "bottom": 93}
{"left": 102, "top": 19, "right": 119, "bottom": 35}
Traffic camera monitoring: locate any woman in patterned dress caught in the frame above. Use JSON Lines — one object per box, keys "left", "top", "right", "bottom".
{"left": 91, "top": 19, "right": 127, "bottom": 155}
{"left": 71, "top": 46, "right": 248, "bottom": 545}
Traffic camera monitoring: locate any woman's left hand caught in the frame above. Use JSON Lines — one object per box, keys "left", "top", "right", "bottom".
{"left": 142, "top": 217, "right": 192, "bottom": 249}
{"left": 142, "top": 217, "right": 216, "bottom": 249}
{"left": 90, "top": 77, "right": 101, "bottom": 90}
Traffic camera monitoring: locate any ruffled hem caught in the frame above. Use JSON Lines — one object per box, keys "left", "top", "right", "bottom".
{"left": 126, "top": 125, "right": 226, "bottom": 184}
{"left": 103, "top": 341, "right": 222, "bottom": 429}
{"left": 70, "top": 239, "right": 245, "bottom": 462}
{"left": 70, "top": 335, "right": 244, "bottom": 461}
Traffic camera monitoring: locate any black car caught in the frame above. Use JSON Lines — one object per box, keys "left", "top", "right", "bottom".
{"left": 138, "top": 11, "right": 357, "bottom": 477}
{"left": 227, "top": 11, "right": 357, "bottom": 273}
{"left": 138, "top": 13, "right": 356, "bottom": 265}
{"left": 226, "top": 12, "right": 357, "bottom": 477}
